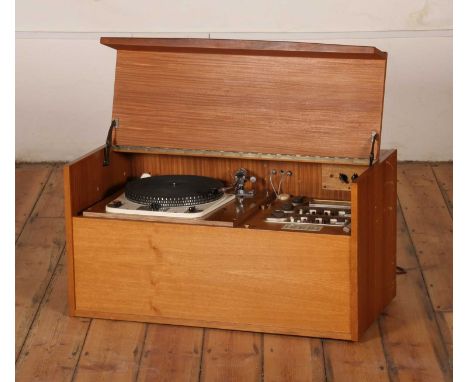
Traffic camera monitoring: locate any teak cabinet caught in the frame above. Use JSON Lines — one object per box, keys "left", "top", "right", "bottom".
{"left": 64, "top": 38, "right": 396, "bottom": 341}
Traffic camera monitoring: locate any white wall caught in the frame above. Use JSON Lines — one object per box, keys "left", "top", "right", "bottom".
{"left": 16, "top": 0, "right": 453, "bottom": 161}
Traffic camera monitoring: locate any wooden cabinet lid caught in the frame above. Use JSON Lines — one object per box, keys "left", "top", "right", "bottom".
{"left": 102, "top": 38, "right": 387, "bottom": 164}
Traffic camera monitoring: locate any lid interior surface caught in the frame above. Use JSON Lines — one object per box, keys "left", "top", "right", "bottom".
{"left": 104, "top": 38, "right": 387, "bottom": 161}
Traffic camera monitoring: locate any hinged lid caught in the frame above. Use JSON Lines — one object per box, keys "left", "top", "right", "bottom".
{"left": 102, "top": 37, "right": 387, "bottom": 164}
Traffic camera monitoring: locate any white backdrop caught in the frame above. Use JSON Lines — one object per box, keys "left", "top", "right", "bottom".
{"left": 15, "top": 0, "right": 453, "bottom": 161}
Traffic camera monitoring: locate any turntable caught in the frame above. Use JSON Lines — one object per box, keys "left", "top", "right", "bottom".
{"left": 64, "top": 37, "right": 396, "bottom": 341}
{"left": 105, "top": 175, "right": 235, "bottom": 219}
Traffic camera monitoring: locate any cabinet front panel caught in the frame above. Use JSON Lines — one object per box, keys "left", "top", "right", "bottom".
{"left": 73, "top": 217, "right": 351, "bottom": 337}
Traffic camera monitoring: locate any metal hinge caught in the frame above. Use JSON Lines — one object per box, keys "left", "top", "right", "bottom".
{"left": 103, "top": 119, "right": 118, "bottom": 166}
{"left": 369, "top": 131, "right": 378, "bottom": 166}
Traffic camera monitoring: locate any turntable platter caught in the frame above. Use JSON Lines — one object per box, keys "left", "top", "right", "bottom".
{"left": 125, "top": 175, "right": 224, "bottom": 207}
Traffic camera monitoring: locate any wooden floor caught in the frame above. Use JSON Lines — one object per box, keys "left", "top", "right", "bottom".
{"left": 15, "top": 162, "right": 453, "bottom": 382}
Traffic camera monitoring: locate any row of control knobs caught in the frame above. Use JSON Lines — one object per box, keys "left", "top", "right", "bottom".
{"left": 279, "top": 205, "right": 349, "bottom": 217}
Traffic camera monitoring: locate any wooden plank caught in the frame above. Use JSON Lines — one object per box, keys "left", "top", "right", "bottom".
{"left": 436, "top": 311, "right": 453, "bottom": 363}
{"left": 15, "top": 166, "right": 66, "bottom": 358}
{"left": 397, "top": 163, "right": 452, "bottom": 311}
{"left": 74, "top": 319, "right": 146, "bottom": 382}
{"left": 34, "top": 165, "right": 65, "bottom": 218}
{"left": 73, "top": 217, "right": 352, "bottom": 339}
{"left": 15, "top": 254, "right": 90, "bottom": 381}
{"left": 15, "top": 163, "right": 52, "bottom": 239}
{"left": 423, "top": 163, "right": 452, "bottom": 363}
{"left": 15, "top": 220, "right": 65, "bottom": 358}
{"left": 432, "top": 163, "right": 452, "bottom": 215}
{"left": 379, "top": 205, "right": 451, "bottom": 381}
{"left": 137, "top": 324, "right": 203, "bottom": 382}
{"left": 263, "top": 335, "right": 325, "bottom": 382}
{"left": 200, "top": 329, "right": 262, "bottom": 382}
{"left": 323, "top": 322, "right": 389, "bottom": 381}
{"left": 112, "top": 48, "right": 386, "bottom": 160}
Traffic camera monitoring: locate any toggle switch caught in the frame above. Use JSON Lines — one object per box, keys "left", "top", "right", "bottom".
{"left": 339, "top": 173, "right": 349, "bottom": 184}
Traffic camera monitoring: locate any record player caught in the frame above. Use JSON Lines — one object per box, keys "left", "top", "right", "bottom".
{"left": 64, "top": 38, "right": 396, "bottom": 341}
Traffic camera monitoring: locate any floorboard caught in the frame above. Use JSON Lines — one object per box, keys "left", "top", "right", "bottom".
{"left": 263, "top": 335, "right": 325, "bottom": 382}
{"left": 436, "top": 311, "right": 453, "bottom": 364}
{"left": 200, "top": 329, "right": 262, "bottom": 382}
{"left": 379, "top": 205, "right": 451, "bottom": 381}
{"left": 15, "top": 254, "right": 90, "bottom": 382}
{"left": 14, "top": 162, "right": 453, "bottom": 381}
{"left": 137, "top": 324, "right": 203, "bottom": 382}
{"left": 15, "top": 166, "right": 66, "bottom": 359}
{"left": 15, "top": 164, "right": 52, "bottom": 240}
{"left": 73, "top": 319, "right": 146, "bottom": 382}
{"left": 323, "top": 323, "right": 390, "bottom": 382}
{"left": 397, "top": 164, "right": 452, "bottom": 312}
{"left": 432, "top": 163, "right": 453, "bottom": 216}
{"left": 33, "top": 165, "right": 65, "bottom": 218}
{"left": 431, "top": 163, "right": 453, "bottom": 363}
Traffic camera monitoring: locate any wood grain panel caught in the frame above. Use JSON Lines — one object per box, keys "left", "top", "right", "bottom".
{"left": 73, "top": 217, "right": 352, "bottom": 338}
{"left": 351, "top": 149, "right": 397, "bottom": 339}
{"left": 130, "top": 153, "right": 353, "bottom": 201}
{"left": 64, "top": 147, "right": 131, "bottom": 217}
{"left": 111, "top": 48, "right": 386, "bottom": 160}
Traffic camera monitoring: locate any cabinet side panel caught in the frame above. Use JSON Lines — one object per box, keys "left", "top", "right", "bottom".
{"left": 66, "top": 147, "right": 131, "bottom": 216}
{"left": 64, "top": 147, "right": 131, "bottom": 314}
{"left": 383, "top": 152, "right": 397, "bottom": 305}
{"left": 73, "top": 217, "right": 352, "bottom": 338}
{"left": 351, "top": 150, "right": 397, "bottom": 339}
